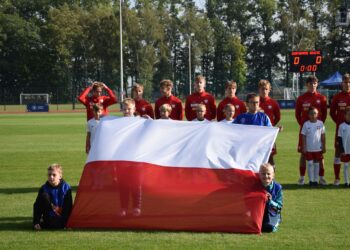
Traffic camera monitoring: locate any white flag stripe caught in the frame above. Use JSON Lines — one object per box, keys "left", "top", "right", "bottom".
{"left": 87, "top": 117, "right": 279, "bottom": 172}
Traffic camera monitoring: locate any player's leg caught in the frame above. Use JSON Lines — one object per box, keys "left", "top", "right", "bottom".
{"left": 333, "top": 131, "right": 341, "bottom": 186}
{"left": 298, "top": 133, "right": 306, "bottom": 185}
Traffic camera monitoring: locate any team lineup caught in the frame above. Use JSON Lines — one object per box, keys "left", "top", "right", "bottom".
{"left": 33, "top": 73, "right": 350, "bottom": 233}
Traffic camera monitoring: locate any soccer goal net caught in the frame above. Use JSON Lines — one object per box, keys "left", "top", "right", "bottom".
{"left": 20, "top": 93, "right": 50, "bottom": 105}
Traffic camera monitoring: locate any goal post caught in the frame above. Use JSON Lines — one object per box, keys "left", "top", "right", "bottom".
{"left": 19, "top": 93, "right": 50, "bottom": 105}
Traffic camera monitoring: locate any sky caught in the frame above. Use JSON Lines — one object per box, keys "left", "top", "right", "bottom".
{"left": 194, "top": 0, "right": 206, "bottom": 10}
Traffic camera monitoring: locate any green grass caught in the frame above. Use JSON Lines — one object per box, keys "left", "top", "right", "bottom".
{"left": 0, "top": 109, "right": 350, "bottom": 249}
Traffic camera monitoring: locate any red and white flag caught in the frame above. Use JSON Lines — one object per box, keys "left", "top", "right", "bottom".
{"left": 67, "top": 117, "right": 279, "bottom": 233}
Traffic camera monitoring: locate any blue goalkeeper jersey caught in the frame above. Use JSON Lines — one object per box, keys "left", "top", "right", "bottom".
{"left": 233, "top": 112, "right": 272, "bottom": 127}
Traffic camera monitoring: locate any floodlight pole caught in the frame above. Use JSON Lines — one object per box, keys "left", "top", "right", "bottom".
{"left": 120, "top": 0, "right": 124, "bottom": 107}
{"left": 189, "top": 33, "right": 194, "bottom": 95}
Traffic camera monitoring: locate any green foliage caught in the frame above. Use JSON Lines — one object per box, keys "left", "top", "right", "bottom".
{"left": 0, "top": 1, "right": 350, "bottom": 103}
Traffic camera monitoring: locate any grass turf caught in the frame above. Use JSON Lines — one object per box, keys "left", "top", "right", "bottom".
{"left": 0, "top": 109, "right": 350, "bottom": 249}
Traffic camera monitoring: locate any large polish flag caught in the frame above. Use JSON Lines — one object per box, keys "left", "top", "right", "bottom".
{"left": 67, "top": 117, "right": 279, "bottom": 233}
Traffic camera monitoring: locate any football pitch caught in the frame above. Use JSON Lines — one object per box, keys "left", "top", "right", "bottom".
{"left": 0, "top": 109, "right": 349, "bottom": 249}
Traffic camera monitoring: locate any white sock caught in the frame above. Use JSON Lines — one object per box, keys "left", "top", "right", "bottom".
{"left": 313, "top": 162, "right": 320, "bottom": 183}
{"left": 344, "top": 163, "right": 349, "bottom": 184}
{"left": 307, "top": 161, "right": 314, "bottom": 183}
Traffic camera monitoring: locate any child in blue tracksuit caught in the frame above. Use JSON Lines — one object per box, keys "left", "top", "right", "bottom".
{"left": 259, "top": 163, "right": 283, "bottom": 232}
{"left": 33, "top": 164, "right": 72, "bottom": 230}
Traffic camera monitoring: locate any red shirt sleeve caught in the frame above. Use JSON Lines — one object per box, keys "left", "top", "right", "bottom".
{"left": 217, "top": 101, "right": 225, "bottom": 121}
{"left": 320, "top": 95, "right": 327, "bottom": 123}
{"left": 209, "top": 96, "right": 217, "bottom": 120}
{"left": 78, "top": 87, "right": 92, "bottom": 106}
{"left": 185, "top": 96, "right": 194, "bottom": 121}
{"left": 330, "top": 94, "right": 338, "bottom": 123}
{"left": 176, "top": 100, "right": 184, "bottom": 120}
{"left": 295, "top": 97, "right": 302, "bottom": 126}
{"left": 103, "top": 87, "right": 117, "bottom": 106}
{"left": 274, "top": 100, "right": 281, "bottom": 125}
{"left": 154, "top": 100, "right": 160, "bottom": 119}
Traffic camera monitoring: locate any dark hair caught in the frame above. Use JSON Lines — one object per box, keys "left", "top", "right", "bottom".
{"left": 246, "top": 93, "right": 259, "bottom": 102}
{"left": 306, "top": 75, "right": 318, "bottom": 84}
{"left": 308, "top": 106, "right": 318, "bottom": 114}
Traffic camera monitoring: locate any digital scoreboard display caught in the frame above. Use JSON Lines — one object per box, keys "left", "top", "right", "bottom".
{"left": 289, "top": 51, "right": 322, "bottom": 72}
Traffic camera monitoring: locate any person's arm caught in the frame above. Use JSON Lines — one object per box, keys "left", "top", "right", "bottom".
{"left": 264, "top": 113, "right": 272, "bottom": 127}
{"left": 338, "top": 136, "right": 345, "bottom": 154}
{"left": 320, "top": 96, "right": 328, "bottom": 122}
{"left": 61, "top": 188, "right": 73, "bottom": 227}
{"left": 103, "top": 84, "right": 117, "bottom": 106}
{"left": 274, "top": 101, "right": 281, "bottom": 125}
{"left": 210, "top": 96, "right": 217, "bottom": 120}
{"left": 240, "top": 100, "right": 247, "bottom": 114}
{"left": 295, "top": 97, "right": 303, "bottom": 126}
{"left": 301, "top": 124, "right": 307, "bottom": 153}
{"left": 177, "top": 100, "right": 184, "bottom": 121}
{"left": 268, "top": 189, "right": 283, "bottom": 211}
{"left": 77, "top": 86, "right": 92, "bottom": 106}
{"left": 217, "top": 101, "right": 224, "bottom": 121}
{"left": 154, "top": 100, "right": 160, "bottom": 119}
{"left": 329, "top": 95, "right": 338, "bottom": 123}
{"left": 146, "top": 103, "right": 155, "bottom": 119}
{"left": 86, "top": 132, "right": 91, "bottom": 154}
{"left": 321, "top": 133, "right": 326, "bottom": 154}
{"left": 33, "top": 187, "right": 44, "bottom": 229}
{"left": 185, "top": 97, "right": 193, "bottom": 121}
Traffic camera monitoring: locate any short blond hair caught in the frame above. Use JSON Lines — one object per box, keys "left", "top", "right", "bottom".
{"left": 195, "top": 75, "right": 206, "bottom": 83}
{"left": 343, "top": 73, "right": 350, "bottom": 82}
{"left": 196, "top": 103, "right": 206, "bottom": 111}
{"left": 132, "top": 83, "right": 144, "bottom": 92}
{"left": 123, "top": 98, "right": 135, "bottom": 107}
{"left": 259, "top": 163, "right": 274, "bottom": 173}
{"left": 160, "top": 79, "right": 173, "bottom": 88}
{"left": 159, "top": 103, "right": 172, "bottom": 113}
{"left": 225, "top": 80, "right": 237, "bottom": 89}
{"left": 48, "top": 163, "right": 63, "bottom": 175}
{"left": 258, "top": 79, "right": 271, "bottom": 90}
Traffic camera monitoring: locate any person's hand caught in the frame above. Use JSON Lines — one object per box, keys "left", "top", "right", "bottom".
{"left": 102, "top": 83, "right": 108, "bottom": 89}
{"left": 34, "top": 224, "right": 41, "bottom": 230}
{"left": 142, "top": 115, "right": 152, "bottom": 119}
{"left": 266, "top": 193, "right": 272, "bottom": 200}
{"left": 277, "top": 125, "right": 283, "bottom": 132}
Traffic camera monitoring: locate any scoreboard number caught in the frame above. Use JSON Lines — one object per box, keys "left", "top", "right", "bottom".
{"left": 289, "top": 51, "right": 322, "bottom": 73}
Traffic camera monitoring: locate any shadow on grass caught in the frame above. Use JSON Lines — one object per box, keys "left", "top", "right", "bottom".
{"left": 0, "top": 217, "right": 32, "bottom": 231}
{"left": 281, "top": 183, "right": 346, "bottom": 190}
{"left": 0, "top": 186, "right": 78, "bottom": 194}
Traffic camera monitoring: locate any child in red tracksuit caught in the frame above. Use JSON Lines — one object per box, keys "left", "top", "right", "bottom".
{"left": 185, "top": 75, "right": 216, "bottom": 121}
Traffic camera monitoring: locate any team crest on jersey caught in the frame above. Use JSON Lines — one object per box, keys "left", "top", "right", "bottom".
{"left": 316, "top": 99, "right": 320, "bottom": 104}
{"left": 235, "top": 105, "right": 239, "bottom": 109}
{"left": 268, "top": 105, "right": 272, "bottom": 109}
{"left": 171, "top": 104, "right": 176, "bottom": 108}
{"left": 204, "top": 99, "right": 208, "bottom": 104}
{"left": 142, "top": 107, "right": 146, "bottom": 111}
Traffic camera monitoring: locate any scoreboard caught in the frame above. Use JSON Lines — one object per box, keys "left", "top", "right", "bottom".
{"left": 289, "top": 51, "right": 322, "bottom": 72}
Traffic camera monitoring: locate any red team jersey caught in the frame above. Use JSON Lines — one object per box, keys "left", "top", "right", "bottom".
{"left": 134, "top": 99, "right": 154, "bottom": 119}
{"left": 259, "top": 96, "right": 281, "bottom": 126}
{"left": 78, "top": 86, "right": 117, "bottom": 121}
{"left": 185, "top": 92, "right": 216, "bottom": 121}
{"left": 330, "top": 91, "right": 350, "bottom": 127}
{"left": 295, "top": 91, "right": 327, "bottom": 126}
{"left": 154, "top": 95, "right": 183, "bottom": 120}
{"left": 217, "top": 97, "right": 247, "bottom": 121}
{"left": 295, "top": 91, "right": 327, "bottom": 152}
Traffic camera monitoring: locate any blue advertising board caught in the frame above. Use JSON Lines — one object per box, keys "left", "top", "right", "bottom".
{"left": 26, "top": 103, "right": 49, "bottom": 112}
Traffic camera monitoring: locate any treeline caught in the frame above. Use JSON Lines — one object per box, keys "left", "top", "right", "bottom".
{"left": 0, "top": 0, "right": 349, "bottom": 104}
